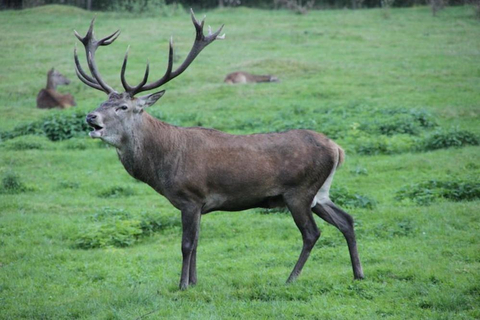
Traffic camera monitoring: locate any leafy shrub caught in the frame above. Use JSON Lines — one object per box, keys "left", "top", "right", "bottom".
{"left": 0, "top": 172, "right": 29, "bottom": 194}
{"left": 74, "top": 208, "right": 181, "bottom": 249}
{"left": 0, "top": 122, "right": 43, "bottom": 141}
{"left": 138, "top": 212, "right": 182, "bottom": 235}
{"left": 420, "top": 127, "right": 479, "bottom": 151}
{"left": 0, "top": 111, "right": 90, "bottom": 142}
{"left": 330, "top": 187, "right": 376, "bottom": 209}
{"left": 74, "top": 220, "right": 143, "bottom": 249}
{"left": 353, "top": 134, "right": 416, "bottom": 155}
{"left": 395, "top": 179, "right": 480, "bottom": 205}
{"left": 42, "top": 111, "right": 90, "bottom": 141}
{"left": 360, "top": 109, "right": 436, "bottom": 136}
{"left": 355, "top": 136, "right": 389, "bottom": 155}
{"left": 1, "top": 135, "right": 52, "bottom": 151}
{"left": 97, "top": 186, "right": 136, "bottom": 198}
{"left": 361, "top": 114, "right": 421, "bottom": 136}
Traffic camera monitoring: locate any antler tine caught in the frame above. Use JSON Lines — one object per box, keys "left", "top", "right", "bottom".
{"left": 74, "top": 18, "right": 120, "bottom": 94}
{"left": 121, "top": 46, "right": 151, "bottom": 96}
{"left": 122, "top": 9, "right": 224, "bottom": 95}
{"left": 73, "top": 45, "right": 104, "bottom": 91}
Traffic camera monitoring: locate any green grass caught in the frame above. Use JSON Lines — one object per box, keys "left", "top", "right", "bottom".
{"left": 1, "top": 4, "right": 479, "bottom": 319}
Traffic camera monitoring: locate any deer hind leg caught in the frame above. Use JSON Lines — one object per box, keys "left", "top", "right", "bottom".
{"left": 285, "top": 195, "right": 321, "bottom": 283}
{"left": 312, "top": 201, "right": 364, "bottom": 280}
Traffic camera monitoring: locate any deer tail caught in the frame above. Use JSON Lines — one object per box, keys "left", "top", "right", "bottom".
{"left": 337, "top": 145, "right": 345, "bottom": 169}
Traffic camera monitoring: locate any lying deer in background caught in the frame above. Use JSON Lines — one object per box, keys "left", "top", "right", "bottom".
{"left": 224, "top": 71, "right": 279, "bottom": 84}
{"left": 36, "top": 68, "right": 76, "bottom": 109}
{"left": 75, "top": 10, "right": 364, "bottom": 290}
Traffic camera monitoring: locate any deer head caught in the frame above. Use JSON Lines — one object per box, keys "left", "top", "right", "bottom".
{"left": 74, "top": 10, "right": 224, "bottom": 147}
{"left": 47, "top": 68, "right": 71, "bottom": 89}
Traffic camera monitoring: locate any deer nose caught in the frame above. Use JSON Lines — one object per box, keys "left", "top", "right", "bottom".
{"left": 86, "top": 113, "right": 97, "bottom": 124}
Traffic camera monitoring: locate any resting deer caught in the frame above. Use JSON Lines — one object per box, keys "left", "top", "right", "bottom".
{"left": 36, "top": 68, "right": 76, "bottom": 109}
{"left": 224, "top": 71, "right": 279, "bottom": 84}
{"left": 75, "top": 10, "right": 364, "bottom": 290}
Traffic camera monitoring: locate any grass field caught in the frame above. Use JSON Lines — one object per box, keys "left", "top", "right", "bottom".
{"left": 0, "top": 4, "right": 479, "bottom": 319}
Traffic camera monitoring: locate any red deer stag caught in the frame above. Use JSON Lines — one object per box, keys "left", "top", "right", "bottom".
{"left": 36, "top": 68, "right": 76, "bottom": 109}
{"left": 224, "top": 71, "right": 279, "bottom": 84}
{"left": 74, "top": 10, "right": 364, "bottom": 290}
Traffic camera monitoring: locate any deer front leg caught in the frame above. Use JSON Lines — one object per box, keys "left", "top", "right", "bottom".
{"left": 180, "top": 205, "right": 201, "bottom": 290}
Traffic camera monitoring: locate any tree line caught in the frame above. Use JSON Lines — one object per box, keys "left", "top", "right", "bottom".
{"left": 0, "top": 0, "right": 469, "bottom": 11}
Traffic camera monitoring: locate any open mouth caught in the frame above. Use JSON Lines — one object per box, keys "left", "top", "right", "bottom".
{"left": 87, "top": 122, "right": 104, "bottom": 138}
{"left": 90, "top": 123, "right": 103, "bottom": 131}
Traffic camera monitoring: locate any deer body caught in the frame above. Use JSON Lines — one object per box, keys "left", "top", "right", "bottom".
{"left": 224, "top": 71, "right": 279, "bottom": 84}
{"left": 36, "top": 68, "right": 76, "bottom": 109}
{"left": 75, "top": 12, "right": 363, "bottom": 290}
{"left": 113, "top": 111, "right": 336, "bottom": 213}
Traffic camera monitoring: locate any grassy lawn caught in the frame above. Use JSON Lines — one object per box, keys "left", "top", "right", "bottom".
{"left": 0, "top": 4, "right": 479, "bottom": 319}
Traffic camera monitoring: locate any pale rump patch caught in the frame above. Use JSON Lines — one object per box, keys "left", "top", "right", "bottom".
{"left": 311, "top": 148, "right": 340, "bottom": 208}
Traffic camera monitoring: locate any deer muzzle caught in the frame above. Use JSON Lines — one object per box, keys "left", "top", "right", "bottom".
{"left": 86, "top": 113, "right": 104, "bottom": 138}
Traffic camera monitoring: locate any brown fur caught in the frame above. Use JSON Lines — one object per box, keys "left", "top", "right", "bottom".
{"left": 224, "top": 71, "right": 279, "bottom": 84}
{"left": 36, "top": 68, "right": 76, "bottom": 109}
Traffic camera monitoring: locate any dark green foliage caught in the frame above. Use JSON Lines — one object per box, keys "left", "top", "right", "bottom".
{"left": 74, "top": 208, "right": 181, "bottom": 249}
{"left": 395, "top": 179, "right": 480, "bottom": 205}
{"left": 97, "top": 186, "right": 136, "bottom": 198}
{"left": 41, "top": 111, "right": 90, "bottom": 141}
{"left": 360, "top": 108, "right": 436, "bottom": 136}
{"left": 138, "top": 212, "right": 182, "bottom": 235}
{"left": 0, "top": 172, "right": 28, "bottom": 194}
{"left": 0, "top": 111, "right": 89, "bottom": 142}
{"left": 0, "top": 122, "right": 43, "bottom": 141}
{"left": 330, "top": 187, "right": 376, "bottom": 209}
{"left": 355, "top": 137, "right": 390, "bottom": 155}
{"left": 421, "top": 127, "right": 479, "bottom": 151}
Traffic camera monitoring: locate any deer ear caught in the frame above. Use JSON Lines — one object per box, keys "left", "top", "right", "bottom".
{"left": 137, "top": 90, "right": 165, "bottom": 109}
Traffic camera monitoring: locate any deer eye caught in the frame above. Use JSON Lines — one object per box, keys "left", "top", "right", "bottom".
{"left": 116, "top": 105, "right": 128, "bottom": 112}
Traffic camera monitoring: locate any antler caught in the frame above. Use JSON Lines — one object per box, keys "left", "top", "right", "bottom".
{"left": 74, "top": 17, "right": 120, "bottom": 94}
{"left": 121, "top": 8, "right": 225, "bottom": 97}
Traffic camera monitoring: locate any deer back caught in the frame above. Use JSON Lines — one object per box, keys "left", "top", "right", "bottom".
{"left": 36, "top": 89, "right": 76, "bottom": 109}
{"left": 224, "top": 71, "right": 279, "bottom": 84}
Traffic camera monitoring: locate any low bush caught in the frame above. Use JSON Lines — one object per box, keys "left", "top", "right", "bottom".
{"left": 360, "top": 108, "right": 437, "bottom": 136}
{"left": 73, "top": 208, "right": 181, "bottom": 249}
{"left": 395, "top": 179, "right": 480, "bottom": 205}
{"left": 352, "top": 135, "right": 415, "bottom": 155}
{"left": 97, "top": 186, "right": 136, "bottom": 198}
{"left": 330, "top": 187, "right": 377, "bottom": 209}
{"left": 0, "top": 111, "right": 89, "bottom": 142}
{"left": 0, "top": 172, "right": 29, "bottom": 194}
{"left": 420, "top": 127, "right": 479, "bottom": 151}
{"left": 42, "top": 111, "right": 90, "bottom": 141}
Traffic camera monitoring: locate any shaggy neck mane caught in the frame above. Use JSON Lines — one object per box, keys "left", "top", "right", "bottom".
{"left": 116, "top": 111, "right": 180, "bottom": 191}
